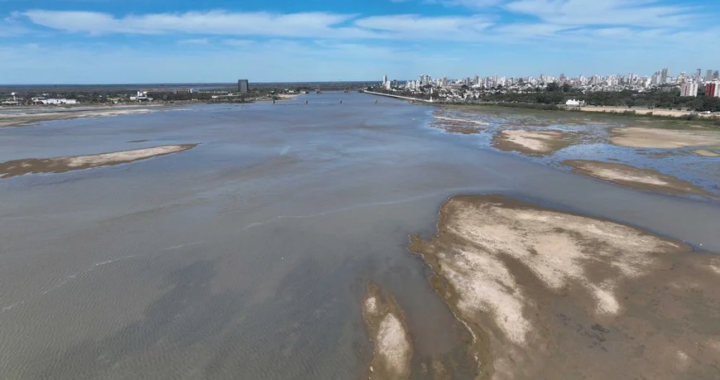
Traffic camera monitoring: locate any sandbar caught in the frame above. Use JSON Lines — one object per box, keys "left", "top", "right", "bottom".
{"left": 611, "top": 127, "right": 720, "bottom": 149}
{"left": 0, "top": 107, "right": 160, "bottom": 128}
{"left": 0, "top": 144, "right": 197, "bottom": 178}
{"left": 361, "top": 284, "right": 413, "bottom": 380}
{"left": 493, "top": 129, "right": 571, "bottom": 155}
{"left": 563, "top": 160, "right": 712, "bottom": 197}
{"left": 578, "top": 106, "right": 717, "bottom": 118}
{"left": 694, "top": 149, "right": 720, "bottom": 157}
{"left": 410, "top": 195, "right": 720, "bottom": 380}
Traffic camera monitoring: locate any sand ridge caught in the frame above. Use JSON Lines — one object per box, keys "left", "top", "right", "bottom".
{"left": 0, "top": 107, "right": 162, "bottom": 128}
{"left": 410, "top": 195, "right": 720, "bottom": 380}
{"left": 563, "top": 159, "right": 712, "bottom": 197}
{"left": 611, "top": 127, "right": 720, "bottom": 149}
{"left": 0, "top": 145, "right": 197, "bottom": 178}
{"left": 492, "top": 129, "right": 570, "bottom": 155}
{"left": 694, "top": 149, "right": 720, "bottom": 157}
{"left": 361, "top": 284, "right": 413, "bottom": 380}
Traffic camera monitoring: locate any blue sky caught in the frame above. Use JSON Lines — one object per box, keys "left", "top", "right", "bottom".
{"left": 1, "top": 0, "right": 718, "bottom": 84}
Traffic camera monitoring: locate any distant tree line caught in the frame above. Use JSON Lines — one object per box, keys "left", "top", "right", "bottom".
{"left": 477, "top": 84, "right": 720, "bottom": 112}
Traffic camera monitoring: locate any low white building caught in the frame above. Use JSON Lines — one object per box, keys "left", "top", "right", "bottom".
{"left": 130, "top": 91, "right": 153, "bottom": 102}
{"left": 32, "top": 98, "right": 78, "bottom": 105}
{"left": 565, "top": 99, "right": 585, "bottom": 106}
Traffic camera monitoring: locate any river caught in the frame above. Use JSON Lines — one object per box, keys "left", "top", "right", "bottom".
{"left": 1, "top": 92, "right": 718, "bottom": 379}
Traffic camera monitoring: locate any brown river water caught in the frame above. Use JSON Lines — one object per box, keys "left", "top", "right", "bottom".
{"left": 1, "top": 92, "right": 719, "bottom": 379}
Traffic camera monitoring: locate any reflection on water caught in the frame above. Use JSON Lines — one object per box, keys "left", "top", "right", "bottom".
{"left": 1, "top": 93, "right": 719, "bottom": 379}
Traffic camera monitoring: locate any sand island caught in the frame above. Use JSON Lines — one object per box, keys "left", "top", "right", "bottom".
{"left": 409, "top": 195, "right": 720, "bottom": 380}
{"left": 0, "top": 145, "right": 197, "bottom": 178}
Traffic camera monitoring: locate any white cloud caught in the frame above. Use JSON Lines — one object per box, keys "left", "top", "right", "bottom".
{"left": 430, "top": 0, "right": 505, "bottom": 8}
{"left": 23, "top": 10, "right": 375, "bottom": 39}
{"left": 505, "top": 0, "right": 697, "bottom": 27}
{"left": 222, "top": 39, "right": 255, "bottom": 47}
{"left": 0, "top": 11, "right": 30, "bottom": 36}
{"left": 177, "top": 38, "right": 210, "bottom": 45}
{"left": 12, "top": 3, "right": 715, "bottom": 51}
{"left": 355, "top": 14, "right": 492, "bottom": 40}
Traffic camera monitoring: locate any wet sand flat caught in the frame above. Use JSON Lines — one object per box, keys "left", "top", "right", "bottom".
{"left": 0, "top": 107, "right": 161, "bottom": 127}
{"left": 410, "top": 195, "right": 720, "bottom": 380}
{"left": 362, "top": 284, "right": 413, "bottom": 380}
{"left": 611, "top": 127, "right": 720, "bottom": 149}
{"left": 0, "top": 145, "right": 197, "bottom": 178}
{"left": 492, "top": 130, "right": 571, "bottom": 155}
{"left": 694, "top": 149, "right": 720, "bottom": 157}
{"left": 579, "top": 106, "right": 718, "bottom": 118}
{"left": 563, "top": 160, "right": 713, "bottom": 197}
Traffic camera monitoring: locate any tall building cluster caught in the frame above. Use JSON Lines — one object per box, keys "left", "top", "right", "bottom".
{"left": 380, "top": 67, "right": 720, "bottom": 99}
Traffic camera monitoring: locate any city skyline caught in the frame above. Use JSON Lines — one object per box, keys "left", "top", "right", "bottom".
{"left": 1, "top": 0, "right": 719, "bottom": 84}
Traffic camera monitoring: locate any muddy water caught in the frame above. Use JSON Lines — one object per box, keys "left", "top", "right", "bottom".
{"left": 1, "top": 93, "right": 719, "bottom": 379}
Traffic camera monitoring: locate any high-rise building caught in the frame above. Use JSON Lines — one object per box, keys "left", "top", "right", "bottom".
{"left": 382, "top": 75, "right": 388, "bottom": 85}
{"left": 705, "top": 82, "right": 720, "bottom": 98}
{"left": 238, "top": 79, "right": 249, "bottom": 94}
{"left": 679, "top": 81, "right": 698, "bottom": 97}
{"left": 696, "top": 69, "right": 702, "bottom": 81}
{"left": 661, "top": 68, "right": 669, "bottom": 84}
{"left": 706, "top": 70, "right": 714, "bottom": 82}
{"left": 714, "top": 71, "right": 720, "bottom": 80}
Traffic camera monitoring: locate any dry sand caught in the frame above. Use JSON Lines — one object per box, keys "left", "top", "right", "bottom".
{"left": 0, "top": 145, "right": 197, "bottom": 178}
{"left": 362, "top": 284, "right": 413, "bottom": 380}
{"left": 0, "top": 107, "right": 159, "bottom": 128}
{"left": 563, "top": 160, "right": 713, "bottom": 197}
{"left": 694, "top": 149, "right": 720, "bottom": 157}
{"left": 611, "top": 127, "right": 720, "bottom": 149}
{"left": 409, "top": 195, "right": 720, "bottom": 380}
{"left": 492, "top": 130, "right": 571, "bottom": 155}
{"left": 579, "top": 106, "right": 717, "bottom": 118}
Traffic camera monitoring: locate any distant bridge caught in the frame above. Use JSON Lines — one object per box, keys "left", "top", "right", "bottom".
{"left": 362, "top": 91, "right": 434, "bottom": 103}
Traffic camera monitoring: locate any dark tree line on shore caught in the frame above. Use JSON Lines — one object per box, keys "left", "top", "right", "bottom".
{"left": 478, "top": 84, "right": 720, "bottom": 112}
{"left": 372, "top": 83, "right": 720, "bottom": 112}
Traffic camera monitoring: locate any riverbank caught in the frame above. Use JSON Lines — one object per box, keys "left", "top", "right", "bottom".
{"left": 409, "top": 195, "right": 720, "bottom": 380}
{"left": 0, "top": 104, "right": 176, "bottom": 128}
{"left": 437, "top": 101, "right": 720, "bottom": 129}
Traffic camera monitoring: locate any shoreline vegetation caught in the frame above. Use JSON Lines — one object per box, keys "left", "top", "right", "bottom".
{"left": 445, "top": 102, "right": 720, "bottom": 129}
{"left": 0, "top": 95, "right": 300, "bottom": 128}
{"left": 409, "top": 195, "right": 720, "bottom": 380}
{"left": 362, "top": 90, "right": 720, "bottom": 128}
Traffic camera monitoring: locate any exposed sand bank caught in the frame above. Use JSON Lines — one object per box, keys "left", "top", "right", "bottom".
{"left": 611, "top": 127, "right": 720, "bottom": 149}
{"left": 493, "top": 130, "right": 571, "bottom": 155}
{"left": 693, "top": 149, "right": 720, "bottom": 157}
{"left": 0, "top": 107, "right": 160, "bottom": 128}
{"left": 578, "top": 106, "right": 717, "bottom": 118}
{"left": 563, "top": 160, "right": 712, "bottom": 197}
{"left": 0, "top": 145, "right": 197, "bottom": 178}
{"left": 410, "top": 195, "right": 720, "bottom": 380}
{"left": 361, "top": 284, "right": 413, "bottom": 380}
